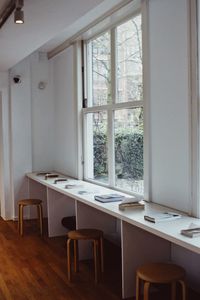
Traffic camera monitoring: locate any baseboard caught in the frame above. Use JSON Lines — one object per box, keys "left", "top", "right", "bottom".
{"left": 12, "top": 215, "right": 30, "bottom": 221}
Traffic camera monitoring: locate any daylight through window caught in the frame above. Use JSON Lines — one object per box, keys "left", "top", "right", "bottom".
{"left": 83, "top": 14, "right": 144, "bottom": 195}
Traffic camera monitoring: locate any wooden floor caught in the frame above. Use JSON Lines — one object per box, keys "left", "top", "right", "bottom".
{"left": 0, "top": 217, "right": 199, "bottom": 300}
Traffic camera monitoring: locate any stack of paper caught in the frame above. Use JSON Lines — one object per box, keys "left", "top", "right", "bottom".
{"left": 94, "top": 194, "right": 125, "bottom": 203}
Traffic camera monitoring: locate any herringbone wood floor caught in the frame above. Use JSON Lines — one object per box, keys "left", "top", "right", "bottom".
{"left": 0, "top": 217, "right": 199, "bottom": 300}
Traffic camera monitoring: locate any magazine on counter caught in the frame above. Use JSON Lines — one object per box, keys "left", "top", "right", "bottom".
{"left": 144, "top": 211, "right": 181, "bottom": 223}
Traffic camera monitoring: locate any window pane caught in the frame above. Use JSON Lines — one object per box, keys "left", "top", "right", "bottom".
{"left": 116, "top": 15, "right": 142, "bottom": 103}
{"left": 85, "top": 111, "right": 108, "bottom": 184}
{"left": 90, "top": 32, "right": 111, "bottom": 106}
{"left": 114, "top": 108, "right": 144, "bottom": 194}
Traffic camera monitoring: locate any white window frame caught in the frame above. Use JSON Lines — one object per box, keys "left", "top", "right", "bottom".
{"left": 82, "top": 7, "right": 148, "bottom": 197}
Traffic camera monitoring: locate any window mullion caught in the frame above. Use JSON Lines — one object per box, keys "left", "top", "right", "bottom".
{"left": 83, "top": 100, "right": 143, "bottom": 114}
{"left": 108, "top": 28, "right": 116, "bottom": 187}
{"left": 87, "top": 41, "right": 92, "bottom": 107}
{"left": 83, "top": 113, "right": 88, "bottom": 178}
{"left": 108, "top": 108, "right": 115, "bottom": 187}
{"left": 111, "top": 28, "right": 116, "bottom": 104}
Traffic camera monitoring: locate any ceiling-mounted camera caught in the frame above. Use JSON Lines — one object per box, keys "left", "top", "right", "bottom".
{"left": 13, "top": 75, "right": 21, "bottom": 84}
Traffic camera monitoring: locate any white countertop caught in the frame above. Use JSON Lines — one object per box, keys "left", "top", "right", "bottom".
{"left": 27, "top": 172, "right": 200, "bottom": 255}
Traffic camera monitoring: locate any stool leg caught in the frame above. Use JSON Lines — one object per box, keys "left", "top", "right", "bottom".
{"left": 37, "top": 205, "right": 39, "bottom": 228}
{"left": 179, "top": 280, "right": 187, "bottom": 300}
{"left": 37, "top": 204, "right": 43, "bottom": 236}
{"left": 74, "top": 240, "right": 79, "bottom": 273}
{"left": 144, "top": 282, "right": 150, "bottom": 300}
{"left": 136, "top": 275, "right": 140, "bottom": 300}
{"left": 67, "top": 238, "right": 72, "bottom": 281}
{"left": 100, "top": 237, "right": 104, "bottom": 273}
{"left": 18, "top": 204, "right": 21, "bottom": 233}
{"left": 93, "top": 240, "right": 98, "bottom": 284}
{"left": 20, "top": 205, "right": 24, "bottom": 236}
{"left": 171, "top": 281, "right": 176, "bottom": 300}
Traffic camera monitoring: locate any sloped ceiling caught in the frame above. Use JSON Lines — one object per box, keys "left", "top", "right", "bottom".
{"left": 0, "top": 0, "right": 109, "bottom": 71}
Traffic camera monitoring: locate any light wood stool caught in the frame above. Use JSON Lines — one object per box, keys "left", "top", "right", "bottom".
{"left": 67, "top": 229, "right": 104, "bottom": 283}
{"left": 18, "top": 199, "right": 43, "bottom": 236}
{"left": 136, "top": 263, "right": 186, "bottom": 300}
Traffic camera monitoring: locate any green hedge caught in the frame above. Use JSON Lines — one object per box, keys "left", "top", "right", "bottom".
{"left": 93, "top": 132, "right": 108, "bottom": 176}
{"left": 94, "top": 132, "right": 143, "bottom": 180}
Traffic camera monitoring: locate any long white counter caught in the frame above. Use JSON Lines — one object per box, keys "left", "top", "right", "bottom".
{"left": 26, "top": 172, "right": 200, "bottom": 298}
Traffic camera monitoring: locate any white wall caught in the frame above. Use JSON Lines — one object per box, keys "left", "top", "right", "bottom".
{"left": 10, "top": 58, "right": 33, "bottom": 217}
{"left": 148, "top": 0, "right": 200, "bottom": 291}
{"left": 6, "top": 44, "right": 79, "bottom": 218}
{"left": 149, "top": 0, "right": 190, "bottom": 213}
{"left": 8, "top": 46, "right": 78, "bottom": 218}
{"left": 52, "top": 46, "right": 78, "bottom": 178}
{"left": 9, "top": 52, "right": 55, "bottom": 218}
{"left": 0, "top": 72, "right": 12, "bottom": 219}
{"left": 30, "top": 52, "right": 55, "bottom": 172}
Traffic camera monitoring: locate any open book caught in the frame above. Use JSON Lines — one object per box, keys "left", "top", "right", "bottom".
{"left": 144, "top": 211, "right": 181, "bottom": 223}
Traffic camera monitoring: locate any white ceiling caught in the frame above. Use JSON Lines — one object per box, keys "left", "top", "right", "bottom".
{"left": 0, "top": 0, "right": 124, "bottom": 71}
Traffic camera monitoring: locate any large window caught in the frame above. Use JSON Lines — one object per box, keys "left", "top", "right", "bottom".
{"left": 83, "top": 14, "right": 144, "bottom": 195}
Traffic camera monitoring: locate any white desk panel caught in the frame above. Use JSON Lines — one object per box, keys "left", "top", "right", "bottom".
{"left": 26, "top": 172, "right": 200, "bottom": 299}
{"left": 27, "top": 172, "right": 200, "bottom": 255}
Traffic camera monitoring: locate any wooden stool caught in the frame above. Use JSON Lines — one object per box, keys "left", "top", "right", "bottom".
{"left": 67, "top": 229, "right": 104, "bottom": 283}
{"left": 136, "top": 263, "right": 186, "bottom": 300}
{"left": 18, "top": 199, "right": 43, "bottom": 236}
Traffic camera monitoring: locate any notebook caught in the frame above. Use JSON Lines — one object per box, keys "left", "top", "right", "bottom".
{"left": 119, "top": 198, "right": 145, "bottom": 210}
{"left": 181, "top": 223, "right": 200, "bottom": 238}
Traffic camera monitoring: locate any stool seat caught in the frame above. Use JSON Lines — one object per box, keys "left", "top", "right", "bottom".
{"left": 137, "top": 263, "right": 185, "bottom": 283}
{"left": 68, "top": 229, "right": 103, "bottom": 240}
{"left": 18, "top": 199, "right": 43, "bottom": 236}
{"left": 136, "top": 262, "right": 186, "bottom": 300}
{"left": 67, "top": 228, "right": 104, "bottom": 283}
{"left": 18, "top": 199, "right": 42, "bottom": 206}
